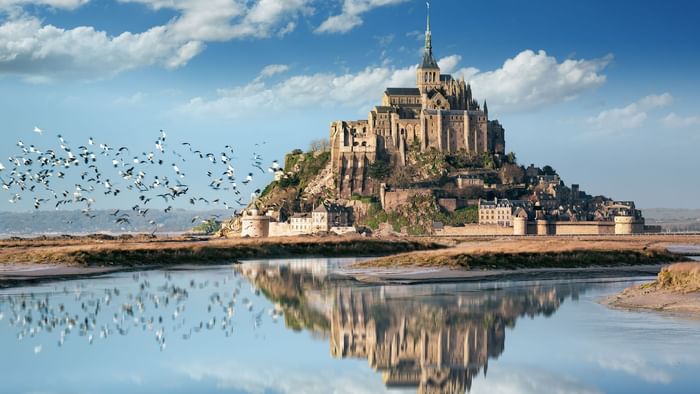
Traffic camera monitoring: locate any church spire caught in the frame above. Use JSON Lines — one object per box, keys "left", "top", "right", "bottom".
{"left": 420, "top": 1, "right": 438, "bottom": 69}
{"left": 426, "top": 1, "right": 431, "bottom": 42}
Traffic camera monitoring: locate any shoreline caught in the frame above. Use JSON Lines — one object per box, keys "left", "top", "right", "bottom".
{"left": 338, "top": 264, "right": 665, "bottom": 285}
{"left": 1, "top": 234, "right": 698, "bottom": 289}
{"left": 352, "top": 236, "right": 696, "bottom": 270}
{"left": 0, "top": 235, "right": 444, "bottom": 266}
{"left": 603, "top": 262, "right": 700, "bottom": 316}
{"left": 603, "top": 288, "right": 700, "bottom": 317}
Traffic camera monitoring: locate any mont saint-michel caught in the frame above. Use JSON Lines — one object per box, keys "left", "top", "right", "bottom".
{"left": 1, "top": 1, "right": 699, "bottom": 394}
{"left": 231, "top": 9, "right": 650, "bottom": 239}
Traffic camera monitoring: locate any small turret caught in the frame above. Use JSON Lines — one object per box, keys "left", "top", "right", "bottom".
{"left": 483, "top": 100, "right": 488, "bottom": 117}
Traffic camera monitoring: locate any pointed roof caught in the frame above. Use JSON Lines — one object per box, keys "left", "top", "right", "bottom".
{"left": 420, "top": 1, "right": 439, "bottom": 69}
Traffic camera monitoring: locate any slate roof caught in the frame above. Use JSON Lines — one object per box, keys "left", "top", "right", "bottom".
{"left": 385, "top": 88, "right": 420, "bottom": 96}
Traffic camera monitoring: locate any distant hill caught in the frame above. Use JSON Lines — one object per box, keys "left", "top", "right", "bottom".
{"left": 0, "top": 209, "right": 233, "bottom": 237}
{"left": 642, "top": 208, "right": 700, "bottom": 232}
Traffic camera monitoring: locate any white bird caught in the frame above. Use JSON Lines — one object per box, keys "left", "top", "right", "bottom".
{"left": 33, "top": 345, "right": 42, "bottom": 354}
{"left": 33, "top": 126, "right": 42, "bottom": 135}
{"left": 0, "top": 161, "right": 5, "bottom": 171}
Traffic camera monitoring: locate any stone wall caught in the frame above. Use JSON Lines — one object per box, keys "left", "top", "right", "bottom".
{"left": 553, "top": 221, "right": 615, "bottom": 235}
{"left": 381, "top": 188, "right": 432, "bottom": 212}
{"left": 436, "top": 225, "right": 513, "bottom": 236}
{"left": 437, "top": 197, "right": 467, "bottom": 212}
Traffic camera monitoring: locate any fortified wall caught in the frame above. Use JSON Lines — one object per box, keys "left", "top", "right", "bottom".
{"left": 436, "top": 216, "right": 648, "bottom": 236}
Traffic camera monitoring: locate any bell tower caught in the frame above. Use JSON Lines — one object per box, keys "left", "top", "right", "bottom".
{"left": 416, "top": 1, "right": 441, "bottom": 94}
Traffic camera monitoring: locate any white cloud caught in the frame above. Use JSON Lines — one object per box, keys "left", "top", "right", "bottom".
{"left": 181, "top": 61, "right": 416, "bottom": 118}
{"left": 114, "top": 91, "right": 145, "bottom": 105}
{"left": 437, "top": 54, "right": 461, "bottom": 74}
{"left": 0, "top": 0, "right": 88, "bottom": 10}
{"left": 181, "top": 50, "right": 610, "bottom": 118}
{"left": 595, "top": 355, "right": 672, "bottom": 384}
{"left": 455, "top": 50, "right": 612, "bottom": 112}
{"left": 176, "top": 360, "right": 387, "bottom": 394}
{"left": 0, "top": 0, "right": 312, "bottom": 81}
{"left": 259, "top": 64, "right": 290, "bottom": 78}
{"left": 470, "top": 365, "right": 602, "bottom": 394}
{"left": 661, "top": 112, "right": 700, "bottom": 129}
{"left": 587, "top": 93, "right": 672, "bottom": 131}
{"left": 315, "top": 0, "right": 408, "bottom": 34}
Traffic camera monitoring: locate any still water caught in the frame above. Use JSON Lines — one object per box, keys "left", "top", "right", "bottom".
{"left": 1, "top": 258, "right": 699, "bottom": 394}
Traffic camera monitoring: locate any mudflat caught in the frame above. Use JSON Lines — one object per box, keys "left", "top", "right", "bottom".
{"left": 604, "top": 262, "right": 700, "bottom": 315}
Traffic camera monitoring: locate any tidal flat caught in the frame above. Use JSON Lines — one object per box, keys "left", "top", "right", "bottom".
{"left": 1, "top": 258, "right": 700, "bottom": 394}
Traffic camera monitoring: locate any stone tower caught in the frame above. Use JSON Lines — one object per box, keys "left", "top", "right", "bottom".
{"left": 329, "top": 1, "right": 506, "bottom": 199}
{"left": 416, "top": 1, "right": 440, "bottom": 94}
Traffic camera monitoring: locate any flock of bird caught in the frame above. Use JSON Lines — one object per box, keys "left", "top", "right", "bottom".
{"left": 0, "top": 127, "right": 285, "bottom": 229}
{"left": 0, "top": 269, "right": 283, "bottom": 353}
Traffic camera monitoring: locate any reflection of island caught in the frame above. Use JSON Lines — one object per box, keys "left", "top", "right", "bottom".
{"left": 239, "top": 261, "right": 586, "bottom": 393}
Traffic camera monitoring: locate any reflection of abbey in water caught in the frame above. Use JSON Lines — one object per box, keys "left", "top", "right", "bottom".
{"left": 239, "top": 261, "right": 584, "bottom": 394}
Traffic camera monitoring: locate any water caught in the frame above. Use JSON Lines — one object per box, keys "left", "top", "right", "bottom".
{"left": 1, "top": 258, "right": 699, "bottom": 394}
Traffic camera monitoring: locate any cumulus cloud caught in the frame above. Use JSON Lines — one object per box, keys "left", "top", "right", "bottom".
{"left": 177, "top": 360, "right": 386, "bottom": 394}
{"left": 587, "top": 93, "right": 672, "bottom": 131}
{"left": 596, "top": 355, "right": 672, "bottom": 384}
{"left": 0, "top": 0, "right": 312, "bottom": 81}
{"left": 315, "top": 0, "right": 408, "bottom": 34}
{"left": 181, "top": 50, "right": 610, "bottom": 118}
{"left": 437, "top": 54, "right": 461, "bottom": 74}
{"left": 470, "top": 365, "right": 602, "bottom": 394}
{"left": 454, "top": 50, "right": 612, "bottom": 112}
{"left": 661, "top": 112, "right": 700, "bottom": 129}
{"left": 259, "top": 64, "right": 290, "bottom": 78}
{"left": 181, "top": 60, "right": 419, "bottom": 118}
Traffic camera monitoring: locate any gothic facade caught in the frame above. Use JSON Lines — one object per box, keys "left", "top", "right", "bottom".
{"left": 330, "top": 6, "right": 506, "bottom": 198}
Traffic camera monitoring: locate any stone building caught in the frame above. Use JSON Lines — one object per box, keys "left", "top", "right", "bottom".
{"left": 478, "top": 198, "right": 531, "bottom": 227}
{"left": 287, "top": 203, "right": 353, "bottom": 234}
{"left": 330, "top": 4, "right": 506, "bottom": 198}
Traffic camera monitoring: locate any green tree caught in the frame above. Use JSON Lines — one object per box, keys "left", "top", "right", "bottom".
{"left": 542, "top": 165, "right": 557, "bottom": 176}
{"left": 192, "top": 219, "right": 221, "bottom": 235}
{"left": 481, "top": 153, "right": 495, "bottom": 169}
{"left": 368, "top": 159, "right": 392, "bottom": 180}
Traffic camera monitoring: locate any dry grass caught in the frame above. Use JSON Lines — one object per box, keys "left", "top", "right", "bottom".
{"left": 0, "top": 234, "right": 445, "bottom": 266}
{"left": 354, "top": 235, "right": 697, "bottom": 269}
{"left": 655, "top": 262, "right": 700, "bottom": 293}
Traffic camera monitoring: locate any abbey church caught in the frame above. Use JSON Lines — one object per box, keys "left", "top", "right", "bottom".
{"left": 330, "top": 4, "right": 506, "bottom": 198}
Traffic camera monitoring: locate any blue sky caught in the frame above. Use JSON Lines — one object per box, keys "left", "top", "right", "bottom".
{"left": 1, "top": 0, "right": 699, "bottom": 212}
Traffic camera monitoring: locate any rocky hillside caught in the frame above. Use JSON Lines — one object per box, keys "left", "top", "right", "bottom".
{"left": 219, "top": 148, "right": 333, "bottom": 237}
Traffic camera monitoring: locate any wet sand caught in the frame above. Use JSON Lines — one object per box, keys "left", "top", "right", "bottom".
{"left": 0, "top": 264, "right": 125, "bottom": 288}
{"left": 604, "top": 262, "right": 700, "bottom": 316}
{"left": 604, "top": 287, "right": 700, "bottom": 315}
